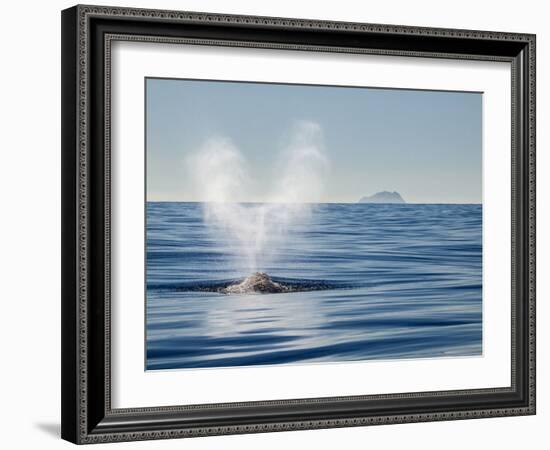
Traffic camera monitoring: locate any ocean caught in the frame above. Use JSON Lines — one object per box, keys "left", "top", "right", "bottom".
{"left": 146, "top": 202, "right": 482, "bottom": 370}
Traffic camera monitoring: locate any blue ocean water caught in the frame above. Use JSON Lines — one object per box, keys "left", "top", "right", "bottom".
{"left": 146, "top": 202, "right": 482, "bottom": 370}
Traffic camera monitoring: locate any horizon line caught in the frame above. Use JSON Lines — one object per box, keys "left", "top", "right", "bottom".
{"left": 146, "top": 200, "right": 482, "bottom": 205}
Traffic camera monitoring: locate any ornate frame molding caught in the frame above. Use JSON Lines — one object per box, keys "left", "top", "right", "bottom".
{"left": 61, "top": 5, "right": 536, "bottom": 444}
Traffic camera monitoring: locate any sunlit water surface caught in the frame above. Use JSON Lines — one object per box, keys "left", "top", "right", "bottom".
{"left": 146, "top": 202, "right": 482, "bottom": 370}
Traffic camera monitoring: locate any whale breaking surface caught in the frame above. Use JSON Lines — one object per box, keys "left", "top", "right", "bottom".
{"left": 171, "top": 272, "right": 340, "bottom": 295}
{"left": 223, "top": 272, "right": 286, "bottom": 294}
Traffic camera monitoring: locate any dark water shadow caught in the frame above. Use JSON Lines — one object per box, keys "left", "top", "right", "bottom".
{"left": 35, "top": 422, "right": 60, "bottom": 438}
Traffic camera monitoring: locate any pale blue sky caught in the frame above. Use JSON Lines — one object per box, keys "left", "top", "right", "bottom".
{"left": 146, "top": 78, "right": 482, "bottom": 204}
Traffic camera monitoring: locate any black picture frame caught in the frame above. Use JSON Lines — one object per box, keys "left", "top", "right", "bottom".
{"left": 61, "top": 4, "right": 536, "bottom": 444}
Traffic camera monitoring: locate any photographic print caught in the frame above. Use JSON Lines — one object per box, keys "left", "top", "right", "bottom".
{"left": 61, "top": 8, "right": 536, "bottom": 441}
{"left": 145, "top": 78, "right": 482, "bottom": 371}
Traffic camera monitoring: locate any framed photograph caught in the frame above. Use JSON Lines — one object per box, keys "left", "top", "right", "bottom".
{"left": 61, "top": 5, "right": 536, "bottom": 444}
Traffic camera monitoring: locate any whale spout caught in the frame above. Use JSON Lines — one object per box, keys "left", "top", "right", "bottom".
{"left": 223, "top": 272, "right": 286, "bottom": 294}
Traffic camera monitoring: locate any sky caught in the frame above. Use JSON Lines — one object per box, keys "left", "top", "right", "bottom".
{"left": 146, "top": 78, "right": 482, "bottom": 204}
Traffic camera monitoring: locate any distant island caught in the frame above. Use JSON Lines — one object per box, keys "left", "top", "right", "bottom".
{"left": 359, "top": 191, "right": 406, "bottom": 204}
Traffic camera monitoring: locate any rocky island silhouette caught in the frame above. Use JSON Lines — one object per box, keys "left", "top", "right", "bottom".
{"left": 359, "top": 191, "right": 406, "bottom": 204}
